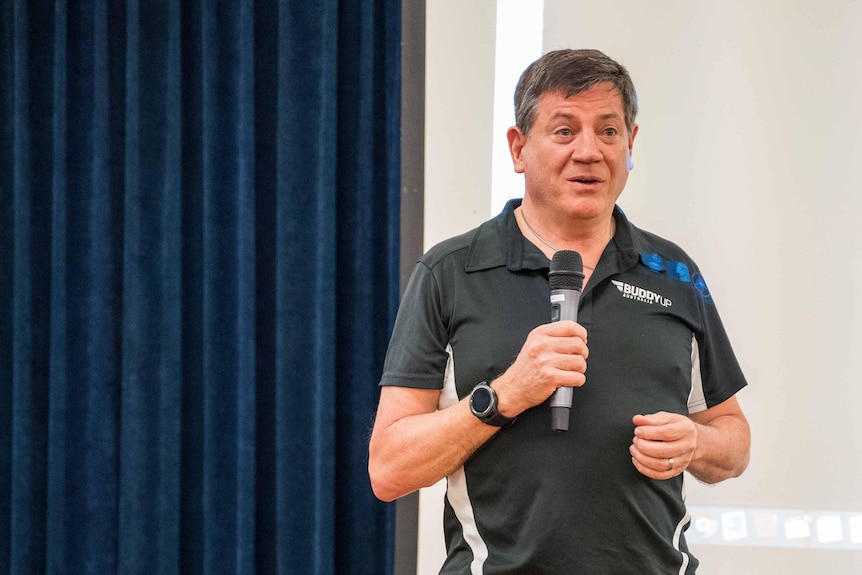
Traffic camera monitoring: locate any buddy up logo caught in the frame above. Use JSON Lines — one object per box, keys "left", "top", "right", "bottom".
{"left": 611, "top": 280, "right": 672, "bottom": 307}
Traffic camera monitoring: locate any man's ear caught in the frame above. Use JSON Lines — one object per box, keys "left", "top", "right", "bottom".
{"left": 626, "top": 123, "right": 639, "bottom": 171}
{"left": 507, "top": 126, "right": 527, "bottom": 174}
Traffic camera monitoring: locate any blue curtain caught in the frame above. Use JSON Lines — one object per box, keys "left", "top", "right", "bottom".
{"left": 0, "top": 1, "right": 400, "bottom": 573}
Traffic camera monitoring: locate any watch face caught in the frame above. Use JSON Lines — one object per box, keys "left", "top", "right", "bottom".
{"left": 472, "top": 387, "right": 492, "bottom": 414}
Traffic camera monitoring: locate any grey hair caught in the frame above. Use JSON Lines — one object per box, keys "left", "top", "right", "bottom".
{"left": 514, "top": 49, "right": 638, "bottom": 136}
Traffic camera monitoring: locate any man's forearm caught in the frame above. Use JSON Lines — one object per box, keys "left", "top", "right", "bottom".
{"left": 687, "top": 413, "right": 751, "bottom": 484}
{"left": 368, "top": 392, "right": 499, "bottom": 502}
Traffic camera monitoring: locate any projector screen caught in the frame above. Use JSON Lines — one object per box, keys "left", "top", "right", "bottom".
{"left": 420, "top": 1, "right": 862, "bottom": 573}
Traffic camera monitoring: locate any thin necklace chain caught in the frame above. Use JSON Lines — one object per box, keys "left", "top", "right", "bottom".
{"left": 520, "top": 208, "right": 596, "bottom": 271}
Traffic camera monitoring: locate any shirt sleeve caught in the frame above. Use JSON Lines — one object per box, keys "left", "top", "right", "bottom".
{"left": 691, "top": 272, "right": 748, "bottom": 409}
{"left": 379, "top": 261, "right": 450, "bottom": 390}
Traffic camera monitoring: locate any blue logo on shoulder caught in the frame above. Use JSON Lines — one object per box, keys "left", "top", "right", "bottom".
{"left": 640, "top": 253, "right": 665, "bottom": 271}
{"left": 640, "top": 253, "right": 693, "bottom": 282}
{"left": 667, "top": 261, "right": 690, "bottom": 282}
{"left": 639, "top": 254, "right": 711, "bottom": 299}
{"left": 693, "top": 272, "right": 711, "bottom": 298}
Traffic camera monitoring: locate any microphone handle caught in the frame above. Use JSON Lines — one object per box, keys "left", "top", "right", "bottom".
{"left": 550, "top": 287, "right": 581, "bottom": 431}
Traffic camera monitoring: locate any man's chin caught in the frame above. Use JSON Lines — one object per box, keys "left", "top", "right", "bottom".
{"left": 561, "top": 200, "right": 611, "bottom": 222}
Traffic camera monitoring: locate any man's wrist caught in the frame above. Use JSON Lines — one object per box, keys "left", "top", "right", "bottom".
{"left": 469, "top": 381, "right": 517, "bottom": 428}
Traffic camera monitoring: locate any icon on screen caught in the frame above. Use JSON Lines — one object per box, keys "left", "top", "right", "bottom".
{"left": 816, "top": 515, "right": 843, "bottom": 544}
{"left": 754, "top": 513, "right": 778, "bottom": 540}
{"left": 721, "top": 511, "right": 748, "bottom": 541}
{"left": 849, "top": 516, "right": 862, "bottom": 544}
{"left": 784, "top": 515, "right": 812, "bottom": 540}
{"left": 692, "top": 513, "right": 718, "bottom": 539}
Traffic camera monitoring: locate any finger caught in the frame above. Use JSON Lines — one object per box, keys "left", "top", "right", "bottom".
{"left": 549, "top": 373, "right": 587, "bottom": 390}
{"left": 552, "top": 352, "right": 587, "bottom": 373}
{"left": 521, "top": 358, "right": 587, "bottom": 394}
{"left": 630, "top": 455, "right": 663, "bottom": 479}
{"left": 631, "top": 443, "right": 674, "bottom": 470}
{"left": 557, "top": 339, "right": 589, "bottom": 360}
{"left": 630, "top": 447, "right": 686, "bottom": 479}
{"left": 549, "top": 368, "right": 587, "bottom": 389}
{"left": 632, "top": 411, "right": 675, "bottom": 428}
{"left": 630, "top": 456, "right": 681, "bottom": 480}
{"left": 633, "top": 414, "right": 692, "bottom": 442}
{"left": 634, "top": 425, "right": 681, "bottom": 443}
{"left": 525, "top": 347, "right": 587, "bottom": 378}
{"left": 523, "top": 331, "right": 587, "bottom": 361}
{"left": 631, "top": 436, "right": 676, "bottom": 459}
{"left": 539, "top": 320, "right": 588, "bottom": 340}
{"left": 633, "top": 433, "right": 699, "bottom": 468}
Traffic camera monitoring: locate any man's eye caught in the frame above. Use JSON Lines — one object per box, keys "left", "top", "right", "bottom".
{"left": 604, "top": 128, "right": 618, "bottom": 136}
{"left": 558, "top": 128, "right": 572, "bottom": 136}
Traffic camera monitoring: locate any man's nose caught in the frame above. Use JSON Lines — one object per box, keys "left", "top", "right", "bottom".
{"left": 570, "top": 132, "right": 602, "bottom": 163}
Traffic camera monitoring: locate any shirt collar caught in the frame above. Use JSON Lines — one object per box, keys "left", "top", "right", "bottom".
{"left": 464, "top": 199, "right": 643, "bottom": 274}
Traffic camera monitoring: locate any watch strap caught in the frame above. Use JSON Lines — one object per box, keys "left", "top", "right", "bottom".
{"left": 470, "top": 381, "right": 516, "bottom": 428}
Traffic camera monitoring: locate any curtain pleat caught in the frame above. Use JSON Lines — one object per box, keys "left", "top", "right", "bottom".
{"left": 118, "top": 1, "right": 183, "bottom": 573}
{"left": 278, "top": 2, "right": 339, "bottom": 573}
{"left": 9, "top": 2, "right": 53, "bottom": 572}
{"left": 44, "top": 1, "right": 68, "bottom": 573}
{"left": 0, "top": 1, "right": 400, "bottom": 573}
{"left": 333, "top": 1, "right": 401, "bottom": 573}
{"left": 0, "top": 4, "right": 10, "bottom": 571}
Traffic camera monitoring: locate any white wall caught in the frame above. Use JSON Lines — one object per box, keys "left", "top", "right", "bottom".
{"left": 421, "top": 1, "right": 862, "bottom": 573}
{"left": 423, "top": 1, "right": 497, "bottom": 250}
{"left": 419, "top": 3, "right": 497, "bottom": 573}
{"left": 541, "top": 1, "right": 862, "bottom": 572}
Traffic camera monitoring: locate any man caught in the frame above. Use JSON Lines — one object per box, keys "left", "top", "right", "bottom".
{"left": 369, "top": 49, "right": 750, "bottom": 574}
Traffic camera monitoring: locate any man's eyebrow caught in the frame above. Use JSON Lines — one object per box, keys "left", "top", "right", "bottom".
{"left": 547, "top": 112, "right": 623, "bottom": 121}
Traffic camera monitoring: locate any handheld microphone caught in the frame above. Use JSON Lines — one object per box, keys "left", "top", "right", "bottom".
{"left": 548, "top": 250, "right": 585, "bottom": 432}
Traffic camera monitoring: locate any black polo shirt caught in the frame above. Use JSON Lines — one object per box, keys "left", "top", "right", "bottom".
{"left": 380, "top": 199, "right": 747, "bottom": 574}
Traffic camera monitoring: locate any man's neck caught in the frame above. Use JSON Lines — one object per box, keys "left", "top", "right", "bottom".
{"left": 516, "top": 201, "right": 616, "bottom": 270}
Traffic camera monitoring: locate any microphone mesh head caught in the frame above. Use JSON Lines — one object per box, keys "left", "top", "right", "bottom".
{"left": 549, "top": 250, "right": 585, "bottom": 291}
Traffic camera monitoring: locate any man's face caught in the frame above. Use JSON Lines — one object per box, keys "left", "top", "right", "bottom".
{"left": 508, "top": 83, "right": 638, "bottom": 222}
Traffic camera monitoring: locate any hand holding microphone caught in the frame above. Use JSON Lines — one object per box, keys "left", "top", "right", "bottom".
{"left": 548, "top": 250, "right": 585, "bottom": 432}
{"left": 482, "top": 250, "right": 587, "bottom": 428}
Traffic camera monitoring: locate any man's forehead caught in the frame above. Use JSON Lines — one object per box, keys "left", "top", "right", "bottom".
{"left": 538, "top": 85, "right": 626, "bottom": 117}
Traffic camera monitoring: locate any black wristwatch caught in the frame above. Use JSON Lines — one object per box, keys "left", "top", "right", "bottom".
{"left": 469, "top": 381, "right": 516, "bottom": 428}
